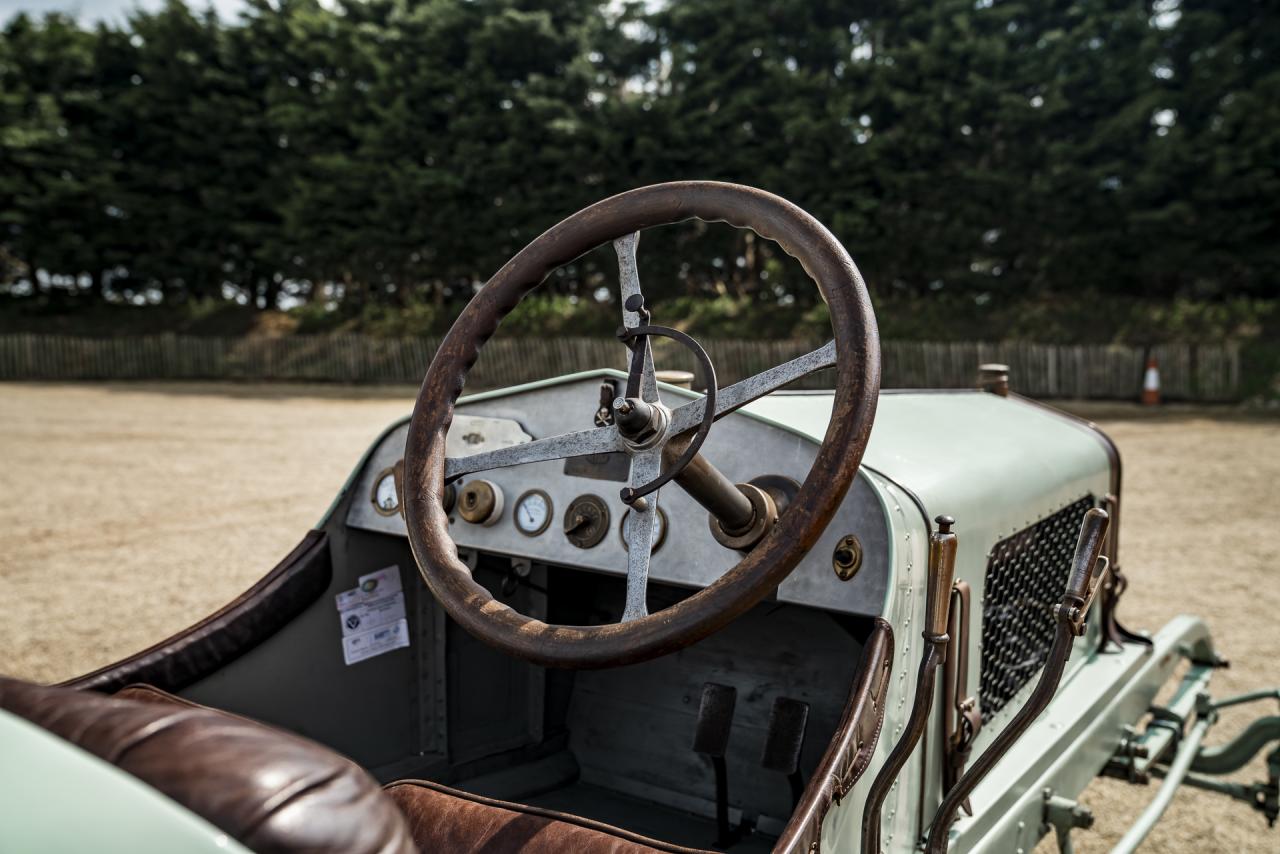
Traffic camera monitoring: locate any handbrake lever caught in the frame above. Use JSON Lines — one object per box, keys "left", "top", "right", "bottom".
{"left": 923, "top": 507, "right": 1110, "bottom": 853}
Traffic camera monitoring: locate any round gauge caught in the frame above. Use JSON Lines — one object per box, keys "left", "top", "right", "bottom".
{"left": 513, "top": 489, "right": 553, "bottom": 536}
{"left": 371, "top": 466, "right": 400, "bottom": 516}
{"left": 563, "top": 494, "right": 610, "bottom": 549}
{"left": 457, "top": 479, "right": 504, "bottom": 526}
{"left": 620, "top": 507, "right": 668, "bottom": 554}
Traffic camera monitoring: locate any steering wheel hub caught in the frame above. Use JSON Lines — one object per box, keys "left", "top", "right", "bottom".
{"left": 404, "top": 181, "right": 881, "bottom": 669}
{"left": 613, "top": 397, "right": 670, "bottom": 450}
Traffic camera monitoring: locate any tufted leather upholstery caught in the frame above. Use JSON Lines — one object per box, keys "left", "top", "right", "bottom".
{"left": 385, "top": 780, "right": 708, "bottom": 854}
{"left": 0, "top": 676, "right": 415, "bottom": 854}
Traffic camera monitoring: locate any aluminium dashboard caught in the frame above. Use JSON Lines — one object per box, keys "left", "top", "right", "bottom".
{"left": 346, "top": 374, "right": 891, "bottom": 617}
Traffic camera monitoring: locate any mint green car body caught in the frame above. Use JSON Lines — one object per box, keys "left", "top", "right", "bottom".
{"left": 1, "top": 373, "right": 1265, "bottom": 853}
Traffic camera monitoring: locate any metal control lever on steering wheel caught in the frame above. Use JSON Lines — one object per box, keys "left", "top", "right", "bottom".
{"left": 613, "top": 296, "right": 718, "bottom": 508}
{"left": 403, "top": 181, "right": 881, "bottom": 670}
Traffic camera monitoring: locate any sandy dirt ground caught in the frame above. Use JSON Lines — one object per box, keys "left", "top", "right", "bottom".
{"left": 1, "top": 382, "right": 1276, "bottom": 852}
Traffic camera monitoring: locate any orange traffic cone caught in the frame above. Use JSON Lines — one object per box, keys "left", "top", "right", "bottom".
{"left": 1141, "top": 356, "right": 1161, "bottom": 406}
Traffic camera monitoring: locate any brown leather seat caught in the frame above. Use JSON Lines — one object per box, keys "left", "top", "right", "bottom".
{"left": 0, "top": 676, "right": 415, "bottom": 854}
{"left": 120, "top": 686, "right": 706, "bottom": 854}
{"left": 112, "top": 685, "right": 708, "bottom": 853}
{"left": 1, "top": 677, "right": 702, "bottom": 854}
{"left": 385, "top": 780, "right": 708, "bottom": 854}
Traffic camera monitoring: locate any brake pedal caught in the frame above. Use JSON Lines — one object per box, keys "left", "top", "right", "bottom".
{"left": 692, "top": 683, "right": 738, "bottom": 847}
{"left": 761, "top": 696, "right": 809, "bottom": 808}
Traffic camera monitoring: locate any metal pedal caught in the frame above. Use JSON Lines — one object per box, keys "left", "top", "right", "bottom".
{"left": 761, "top": 696, "right": 809, "bottom": 808}
{"left": 692, "top": 682, "right": 737, "bottom": 757}
{"left": 692, "top": 683, "right": 738, "bottom": 847}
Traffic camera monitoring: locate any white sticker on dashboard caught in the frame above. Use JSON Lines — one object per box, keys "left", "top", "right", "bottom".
{"left": 342, "top": 618, "right": 410, "bottom": 666}
{"left": 335, "top": 566, "right": 410, "bottom": 664}
{"left": 335, "top": 565, "right": 403, "bottom": 611}
{"left": 339, "top": 591, "right": 406, "bottom": 637}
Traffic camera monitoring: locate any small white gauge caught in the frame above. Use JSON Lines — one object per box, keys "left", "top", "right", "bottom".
{"left": 371, "top": 466, "right": 400, "bottom": 516}
{"left": 514, "top": 489, "right": 553, "bottom": 536}
{"left": 620, "top": 507, "right": 668, "bottom": 553}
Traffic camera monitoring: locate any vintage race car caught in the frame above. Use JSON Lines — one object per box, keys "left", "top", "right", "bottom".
{"left": 2, "top": 183, "right": 1276, "bottom": 854}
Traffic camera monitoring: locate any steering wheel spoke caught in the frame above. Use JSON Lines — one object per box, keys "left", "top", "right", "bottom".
{"left": 405, "top": 182, "right": 878, "bottom": 669}
{"left": 621, "top": 447, "right": 662, "bottom": 622}
{"left": 444, "top": 425, "right": 622, "bottom": 481}
{"left": 615, "top": 232, "right": 660, "bottom": 404}
{"left": 667, "top": 339, "right": 836, "bottom": 436}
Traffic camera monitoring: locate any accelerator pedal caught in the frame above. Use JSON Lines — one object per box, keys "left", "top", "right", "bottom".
{"left": 692, "top": 683, "right": 739, "bottom": 848}
{"left": 761, "top": 697, "right": 810, "bottom": 808}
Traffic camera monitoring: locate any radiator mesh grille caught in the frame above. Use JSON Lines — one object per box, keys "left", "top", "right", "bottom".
{"left": 979, "top": 495, "right": 1096, "bottom": 719}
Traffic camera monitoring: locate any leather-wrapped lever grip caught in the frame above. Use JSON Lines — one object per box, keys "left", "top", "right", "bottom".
{"left": 925, "top": 515, "right": 959, "bottom": 640}
{"left": 1065, "top": 507, "right": 1109, "bottom": 602}
{"left": 1057, "top": 508, "right": 1111, "bottom": 636}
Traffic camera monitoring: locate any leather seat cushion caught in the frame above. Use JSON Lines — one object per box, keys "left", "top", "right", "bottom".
{"left": 0, "top": 677, "right": 415, "bottom": 854}
{"left": 384, "top": 779, "right": 709, "bottom": 854}
{"left": 117, "top": 685, "right": 708, "bottom": 854}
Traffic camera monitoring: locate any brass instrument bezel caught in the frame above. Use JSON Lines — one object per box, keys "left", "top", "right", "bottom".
{"left": 832, "top": 534, "right": 863, "bottom": 581}
{"left": 370, "top": 465, "right": 402, "bottom": 517}
{"left": 513, "top": 489, "right": 554, "bottom": 537}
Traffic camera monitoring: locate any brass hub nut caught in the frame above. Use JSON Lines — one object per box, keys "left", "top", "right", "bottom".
{"left": 709, "top": 483, "right": 778, "bottom": 551}
{"left": 457, "top": 479, "right": 504, "bottom": 526}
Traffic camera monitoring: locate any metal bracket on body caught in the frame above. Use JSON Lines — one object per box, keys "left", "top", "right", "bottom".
{"left": 943, "top": 579, "right": 982, "bottom": 805}
{"left": 1106, "top": 686, "right": 1280, "bottom": 836}
{"left": 1042, "top": 789, "right": 1094, "bottom": 854}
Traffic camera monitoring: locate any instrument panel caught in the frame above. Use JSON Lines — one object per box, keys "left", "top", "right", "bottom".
{"left": 346, "top": 374, "right": 892, "bottom": 617}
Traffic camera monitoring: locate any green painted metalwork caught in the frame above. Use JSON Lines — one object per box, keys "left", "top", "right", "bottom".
{"left": 961, "top": 616, "right": 1215, "bottom": 853}
{"left": 1193, "top": 716, "right": 1280, "bottom": 774}
{"left": 1112, "top": 712, "right": 1214, "bottom": 854}
{"left": 254, "top": 369, "right": 1275, "bottom": 853}
{"left": 0, "top": 709, "right": 251, "bottom": 854}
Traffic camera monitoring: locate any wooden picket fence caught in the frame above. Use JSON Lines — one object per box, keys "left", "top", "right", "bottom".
{"left": 0, "top": 333, "right": 1243, "bottom": 401}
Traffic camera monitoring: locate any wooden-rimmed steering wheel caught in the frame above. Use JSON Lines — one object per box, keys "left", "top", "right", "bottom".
{"left": 404, "top": 181, "right": 880, "bottom": 669}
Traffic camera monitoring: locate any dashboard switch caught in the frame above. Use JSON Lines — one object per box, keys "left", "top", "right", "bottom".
{"left": 564, "top": 494, "right": 610, "bottom": 549}
{"left": 457, "top": 479, "right": 504, "bottom": 526}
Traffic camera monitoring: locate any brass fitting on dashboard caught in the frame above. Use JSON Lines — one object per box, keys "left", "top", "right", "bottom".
{"left": 457, "top": 479, "right": 504, "bottom": 526}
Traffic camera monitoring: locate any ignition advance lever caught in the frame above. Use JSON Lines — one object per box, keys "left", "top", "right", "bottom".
{"left": 923, "top": 507, "right": 1110, "bottom": 854}
{"left": 862, "top": 515, "right": 959, "bottom": 854}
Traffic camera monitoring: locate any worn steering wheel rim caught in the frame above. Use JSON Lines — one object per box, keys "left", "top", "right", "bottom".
{"left": 404, "top": 181, "right": 880, "bottom": 669}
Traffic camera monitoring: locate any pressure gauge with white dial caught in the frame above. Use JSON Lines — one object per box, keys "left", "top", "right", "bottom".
{"left": 620, "top": 507, "right": 667, "bottom": 554}
{"left": 513, "top": 489, "right": 553, "bottom": 536}
{"left": 371, "top": 466, "right": 400, "bottom": 516}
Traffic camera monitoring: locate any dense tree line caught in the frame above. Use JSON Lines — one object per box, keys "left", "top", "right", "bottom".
{"left": 1, "top": 0, "right": 1276, "bottom": 320}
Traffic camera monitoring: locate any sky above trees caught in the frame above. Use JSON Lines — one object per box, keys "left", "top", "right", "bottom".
{"left": 1, "top": 0, "right": 242, "bottom": 24}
